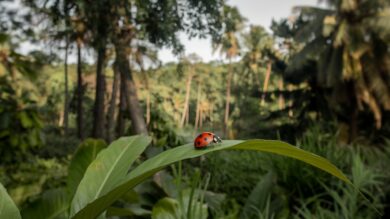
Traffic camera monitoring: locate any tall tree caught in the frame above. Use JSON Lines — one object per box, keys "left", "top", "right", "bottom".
{"left": 133, "top": 44, "right": 160, "bottom": 127}
{"left": 178, "top": 53, "right": 201, "bottom": 128}
{"left": 213, "top": 5, "right": 246, "bottom": 136}
{"left": 116, "top": 62, "right": 127, "bottom": 137}
{"left": 241, "top": 25, "right": 274, "bottom": 105}
{"left": 71, "top": 8, "right": 87, "bottom": 139}
{"left": 26, "top": 0, "right": 229, "bottom": 138}
{"left": 108, "top": 0, "right": 226, "bottom": 136}
{"left": 106, "top": 61, "right": 120, "bottom": 142}
{"left": 76, "top": 33, "right": 84, "bottom": 139}
{"left": 62, "top": 0, "right": 72, "bottom": 136}
{"left": 23, "top": 0, "right": 88, "bottom": 139}
{"left": 275, "top": 0, "right": 390, "bottom": 140}
{"left": 63, "top": 35, "right": 70, "bottom": 135}
{"left": 194, "top": 81, "right": 202, "bottom": 132}
{"left": 85, "top": 0, "right": 111, "bottom": 138}
{"left": 113, "top": 25, "right": 148, "bottom": 135}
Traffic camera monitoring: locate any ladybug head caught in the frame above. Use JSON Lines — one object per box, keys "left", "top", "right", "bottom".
{"left": 213, "top": 135, "right": 222, "bottom": 143}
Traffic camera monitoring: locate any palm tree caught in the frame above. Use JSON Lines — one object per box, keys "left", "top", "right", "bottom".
{"left": 88, "top": 1, "right": 111, "bottom": 138}
{"left": 194, "top": 81, "right": 202, "bottom": 132}
{"left": 23, "top": 0, "right": 86, "bottom": 137}
{"left": 276, "top": 0, "right": 390, "bottom": 140}
{"left": 63, "top": 34, "right": 70, "bottom": 134}
{"left": 212, "top": 5, "right": 246, "bottom": 136}
{"left": 106, "top": 60, "right": 120, "bottom": 142}
{"left": 178, "top": 53, "right": 202, "bottom": 128}
{"left": 133, "top": 44, "right": 160, "bottom": 127}
{"left": 75, "top": 31, "right": 85, "bottom": 139}
{"left": 68, "top": 11, "right": 89, "bottom": 139}
{"left": 241, "top": 25, "right": 279, "bottom": 106}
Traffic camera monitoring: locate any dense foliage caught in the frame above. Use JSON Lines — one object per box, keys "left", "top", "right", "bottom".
{"left": 1, "top": 0, "right": 390, "bottom": 218}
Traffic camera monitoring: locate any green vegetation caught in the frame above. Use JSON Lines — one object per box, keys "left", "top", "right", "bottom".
{"left": 1, "top": 0, "right": 390, "bottom": 218}
{"left": 2, "top": 135, "right": 352, "bottom": 219}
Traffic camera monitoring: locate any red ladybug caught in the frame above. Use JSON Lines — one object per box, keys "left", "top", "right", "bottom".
{"left": 194, "top": 132, "right": 222, "bottom": 149}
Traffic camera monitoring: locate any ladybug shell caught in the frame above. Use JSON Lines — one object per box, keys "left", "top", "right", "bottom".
{"left": 194, "top": 132, "right": 217, "bottom": 149}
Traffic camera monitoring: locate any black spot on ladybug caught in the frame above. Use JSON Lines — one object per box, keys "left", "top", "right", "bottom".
{"left": 208, "top": 133, "right": 212, "bottom": 135}
{"left": 204, "top": 138, "right": 207, "bottom": 141}
{"left": 197, "top": 141, "right": 201, "bottom": 145}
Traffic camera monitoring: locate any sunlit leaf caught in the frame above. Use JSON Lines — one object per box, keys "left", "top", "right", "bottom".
{"left": 151, "top": 198, "right": 180, "bottom": 219}
{"left": 67, "top": 139, "right": 107, "bottom": 200}
{"left": 0, "top": 183, "right": 21, "bottom": 219}
{"left": 71, "top": 139, "right": 350, "bottom": 219}
{"left": 69, "top": 135, "right": 152, "bottom": 218}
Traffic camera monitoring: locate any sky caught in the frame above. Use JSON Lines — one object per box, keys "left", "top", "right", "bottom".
{"left": 158, "top": 0, "right": 323, "bottom": 63}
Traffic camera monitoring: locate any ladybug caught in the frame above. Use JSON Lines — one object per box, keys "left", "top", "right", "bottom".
{"left": 194, "top": 132, "right": 222, "bottom": 149}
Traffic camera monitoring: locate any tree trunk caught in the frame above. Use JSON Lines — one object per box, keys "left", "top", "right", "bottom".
{"left": 199, "top": 107, "right": 203, "bottom": 129}
{"left": 106, "top": 62, "right": 120, "bottom": 142}
{"left": 140, "top": 67, "right": 151, "bottom": 126}
{"left": 63, "top": 37, "right": 69, "bottom": 135}
{"left": 288, "top": 84, "right": 293, "bottom": 117}
{"left": 116, "top": 46, "right": 148, "bottom": 135}
{"left": 194, "top": 82, "right": 201, "bottom": 131}
{"left": 117, "top": 76, "right": 127, "bottom": 137}
{"left": 58, "top": 111, "right": 64, "bottom": 127}
{"left": 180, "top": 71, "right": 193, "bottom": 128}
{"left": 224, "top": 60, "right": 233, "bottom": 134}
{"left": 142, "top": 74, "right": 150, "bottom": 125}
{"left": 186, "top": 103, "right": 190, "bottom": 125}
{"left": 92, "top": 45, "right": 107, "bottom": 138}
{"left": 76, "top": 40, "right": 84, "bottom": 139}
{"left": 278, "top": 79, "right": 285, "bottom": 110}
{"left": 125, "top": 70, "right": 148, "bottom": 135}
{"left": 146, "top": 93, "right": 151, "bottom": 126}
{"left": 261, "top": 61, "right": 272, "bottom": 106}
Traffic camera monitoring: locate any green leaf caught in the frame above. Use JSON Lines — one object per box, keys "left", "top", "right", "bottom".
{"left": 152, "top": 197, "right": 180, "bottom": 219}
{"left": 71, "top": 139, "right": 351, "bottom": 219}
{"left": 106, "top": 207, "right": 135, "bottom": 217}
{"left": 151, "top": 193, "right": 208, "bottom": 219}
{"left": 0, "top": 183, "right": 21, "bottom": 219}
{"left": 69, "top": 135, "right": 152, "bottom": 218}
{"left": 149, "top": 177, "right": 210, "bottom": 219}
{"left": 241, "top": 171, "right": 275, "bottom": 218}
{"left": 67, "top": 139, "right": 107, "bottom": 200}
{"left": 106, "top": 205, "right": 151, "bottom": 217}
{"left": 21, "top": 188, "right": 68, "bottom": 219}
{"left": 203, "top": 191, "right": 226, "bottom": 212}
{"left": 19, "top": 111, "right": 33, "bottom": 128}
